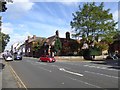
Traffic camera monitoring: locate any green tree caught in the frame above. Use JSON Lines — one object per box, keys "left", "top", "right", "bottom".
{"left": 54, "top": 37, "right": 62, "bottom": 55}
{"left": 0, "top": 16, "right": 1, "bottom": 32}
{"left": 113, "top": 31, "right": 120, "bottom": 41}
{"left": 0, "top": 32, "right": 10, "bottom": 52}
{"left": 0, "top": 1, "right": 7, "bottom": 12}
{"left": 70, "top": 2, "right": 118, "bottom": 45}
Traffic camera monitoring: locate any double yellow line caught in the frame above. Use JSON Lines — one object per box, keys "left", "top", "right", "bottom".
{"left": 5, "top": 62, "right": 27, "bottom": 89}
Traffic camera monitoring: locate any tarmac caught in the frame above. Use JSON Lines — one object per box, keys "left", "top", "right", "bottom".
{"left": 0, "top": 55, "right": 119, "bottom": 89}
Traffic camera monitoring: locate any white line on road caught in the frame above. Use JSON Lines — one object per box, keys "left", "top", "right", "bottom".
{"left": 36, "top": 62, "right": 47, "bottom": 65}
{"left": 59, "top": 68, "right": 83, "bottom": 77}
{"left": 52, "top": 65, "right": 71, "bottom": 70}
{"left": 65, "top": 76, "right": 101, "bottom": 88}
{"left": 38, "top": 66, "right": 52, "bottom": 72}
{"left": 84, "top": 65, "right": 118, "bottom": 71}
{"left": 85, "top": 71, "right": 119, "bottom": 79}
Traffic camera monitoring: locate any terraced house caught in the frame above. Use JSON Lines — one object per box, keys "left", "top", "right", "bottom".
{"left": 25, "top": 35, "right": 46, "bottom": 57}
{"left": 25, "top": 31, "right": 80, "bottom": 58}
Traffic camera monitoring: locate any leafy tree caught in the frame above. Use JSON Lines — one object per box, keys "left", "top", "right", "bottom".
{"left": 70, "top": 2, "right": 118, "bottom": 45}
{"left": 54, "top": 37, "right": 62, "bottom": 55}
{"left": 0, "top": 16, "right": 1, "bottom": 32}
{"left": 0, "top": 32, "right": 10, "bottom": 52}
{"left": 113, "top": 31, "right": 120, "bottom": 41}
{"left": 0, "top": 1, "right": 7, "bottom": 12}
{"left": 32, "top": 38, "right": 46, "bottom": 51}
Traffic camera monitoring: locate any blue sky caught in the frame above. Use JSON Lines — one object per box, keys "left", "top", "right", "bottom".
{"left": 1, "top": 0, "right": 119, "bottom": 50}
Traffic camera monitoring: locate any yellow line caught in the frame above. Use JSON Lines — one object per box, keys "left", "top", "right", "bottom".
{"left": 6, "top": 62, "right": 28, "bottom": 89}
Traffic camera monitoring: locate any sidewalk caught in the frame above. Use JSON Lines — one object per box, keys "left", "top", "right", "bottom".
{"left": 2, "top": 60, "right": 18, "bottom": 88}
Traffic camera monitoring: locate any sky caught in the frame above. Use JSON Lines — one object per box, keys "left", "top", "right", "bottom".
{"left": 1, "top": 0, "right": 120, "bottom": 50}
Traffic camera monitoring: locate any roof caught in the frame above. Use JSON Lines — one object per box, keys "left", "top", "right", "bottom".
{"left": 26, "top": 37, "right": 46, "bottom": 43}
{"left": 46, "top": 35, "right": 57, "bottom": 45}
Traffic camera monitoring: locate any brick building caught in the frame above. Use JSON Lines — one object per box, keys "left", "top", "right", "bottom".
{"left": 25, "top": 35, "right": 46, "bottom": 57}
{"left": 45, "top": 31, "right": 80, "bottom": 56}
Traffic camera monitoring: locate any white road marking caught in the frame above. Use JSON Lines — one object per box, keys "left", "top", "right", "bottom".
{"left": 52, "top": 65, "right": 71, "bottom": 70}
{"left": 65, "top": 76, "right": 101, "bottom": 88}
{"left": 85, "top": 71, "right": 119, "bottom": 79}
{"left": 36, "top": 62, "right": 47, "bottom": 65}
{"left": 38, "top": 66, "right": 52, "bottom": 72}
{"left": 84, "top": 65, "right": 118, "bottom": 71}
{"left": 52, "top": 65, "right": 60, "bottom": 68}
{"left": 59, "top": 68, "right": 83, "bottom": 77}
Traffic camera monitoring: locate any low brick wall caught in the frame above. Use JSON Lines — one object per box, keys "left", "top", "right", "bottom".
{"left": 54, "top": 55, "right": 107, "bottom": 61}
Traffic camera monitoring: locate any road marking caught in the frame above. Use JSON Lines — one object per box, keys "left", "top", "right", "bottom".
{"left": 52, "top": 65, "right": 71, "bottom": 70}
{"left": 38, "top": 66, "right": 52, "bottom": 72}
{"left": 59, "top": 68, "right": 83, "bottom": 77}
{"left": 65, "top": 76, "right": 101, "bottom": 88}
{"left": 6, "top": 62, "right": 27, "bottom": 89}
{"left": 36, "top": 62, "right": 47, "bottom": 65}
{"left": 85, "top": 71, "right": 119, "bottom": 79}
{"left": 84, "top": 65, "right": 118, "bottom": 71}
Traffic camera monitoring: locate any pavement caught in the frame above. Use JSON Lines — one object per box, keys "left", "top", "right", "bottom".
{"left": 1, "top": 59, "right": 18, "bottom": 88}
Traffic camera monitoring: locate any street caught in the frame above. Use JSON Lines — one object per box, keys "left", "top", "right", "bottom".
{"left": 3, "top": 57, "right": 119, "bottom": 89}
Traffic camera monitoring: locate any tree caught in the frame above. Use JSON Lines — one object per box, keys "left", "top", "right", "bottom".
{"left": 54, "top": 37, "right": 62, "bottom": 55}
{"left": 0, "top": 1, "right": 7, "bottom": 12}
{"left": 0, "top": 0, "right": 13, "bottom": 12}
{"left": 70, "top": 2, "right": 118, "bottom": 45}
{"left": 0, "top": 16, "right": 1, "bottom": 32}
{"left": 0, "top": 32, "right": 10, "bottom": 52}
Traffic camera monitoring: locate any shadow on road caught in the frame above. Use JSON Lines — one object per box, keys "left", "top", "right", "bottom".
{"left": 90, "top": 59, "right": 120, "bottom": 70}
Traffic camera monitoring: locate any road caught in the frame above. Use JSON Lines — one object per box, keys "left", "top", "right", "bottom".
{"left": 7, "top": 57, "right": 119, "bottom": 89}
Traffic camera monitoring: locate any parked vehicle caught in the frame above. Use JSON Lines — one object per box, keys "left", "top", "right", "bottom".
{"left": 3, "top": 50, "right": 13, "bottom": 61}
{"left": 4, "top": 54, "right": 13, "bottom": 61}
{"left": 107, "top": 53, "right": 118, "bottom": 60}
{"left": 39, "top": 55, "right": 56, "bottom": 62}
{"left": 14, "top": 52, "right": 22, "bottom": 60}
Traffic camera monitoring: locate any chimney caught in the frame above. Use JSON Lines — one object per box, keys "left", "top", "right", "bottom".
{"left": 33, "top": 35, "right": 36, "bottom": 39}
{"left": 66, "top": 32, "right": 70, "bottom": 40}
{"left": 55, "top": 30, "right": 59, "bottom": 37}
{"left": 28, "top": 36, "right": 30, "bottom": 40}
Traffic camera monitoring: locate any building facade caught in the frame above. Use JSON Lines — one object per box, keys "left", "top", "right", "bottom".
{"left": 25, "top": 35, "right": 46, "bottom": 57}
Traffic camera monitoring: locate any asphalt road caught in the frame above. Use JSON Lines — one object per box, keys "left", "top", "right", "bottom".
{"left": 8, "top": 57, "right": 119, "bottom": 89}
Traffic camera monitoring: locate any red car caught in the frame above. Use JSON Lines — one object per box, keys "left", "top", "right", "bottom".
{"left": 39, "top": 55, "right": 56, "bottom": 62}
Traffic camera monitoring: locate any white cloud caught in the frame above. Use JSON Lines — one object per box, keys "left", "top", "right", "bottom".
{"left": 7, "top": 0, "right": 34, "bottom": 11}
{"left": 113, "top": 10, "right": 118, "bottom": 22}
{"left": 1, "top": 23, "right": 14, "bottom": 34}
{"left": 6, "top": 0, "right": 34, "bottom": 19}
{"left": 29, "top": 0, "right": 119, "bottom": 2}
{"left": 59, "top": 0, "right": 80, "bottom": 6}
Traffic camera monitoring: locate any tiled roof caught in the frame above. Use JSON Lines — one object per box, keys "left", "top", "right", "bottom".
{"left": 46, "top": 35, "right": 57, "bottom": 45}
{"left": 27, "top": 37, "right": 46, "bottom": 43}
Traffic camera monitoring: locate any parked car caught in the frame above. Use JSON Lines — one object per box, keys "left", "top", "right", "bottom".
{"left": 14, "top": 52, "right": 22, "bottom": 60}
{"left": 3, "top": 51, "right": 13, "bottom": 61}
{"left": 39, "top": 55, "right": 56, "bottom": 62}
{"left": 4, "top": 54, "right": 13, "bottom": 61}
